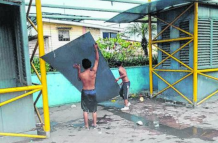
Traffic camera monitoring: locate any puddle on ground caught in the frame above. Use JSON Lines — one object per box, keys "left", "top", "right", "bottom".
{"left": 97, "top": 115, "right": 113, "bottom": 124}
{"left": 71, "top": 123, "right": 84, "bottom": 128}
{"left": 99, "top": 101, "right": 123, "bottom": 109}
{"left": 99, "top": 101, "right": 218, "bottom": 141}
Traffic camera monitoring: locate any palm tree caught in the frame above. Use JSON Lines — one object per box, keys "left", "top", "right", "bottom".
{"left": 125, "top": 23, "right": 156, "bottom": 57}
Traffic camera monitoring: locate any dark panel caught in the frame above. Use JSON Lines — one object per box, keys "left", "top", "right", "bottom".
{"left": 42, "top": 32, "right": 120, "bottom": 102}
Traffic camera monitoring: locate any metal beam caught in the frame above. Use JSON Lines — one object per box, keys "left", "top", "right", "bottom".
{"left": 148, "top": 14, "right": 153, "bottom": 97}
{"left": 29, "top": 14, "right": 108, "bottom": 21}
{"left": 0, "top": 133, "right": 46, "bottom": 139}
{"left": 32, "top": 12, "right": 90, "bottom": 18}
{"left": 134, "top": 20, "right": 157, "bottom": 23}
{"left": 26, "top": 3, "right": 122, "bottom": 13}
{"left": 36, "top": 0, "right": 50, "bottom": 137}
{"left": 99, "top": 0, "right": 145, "bottom": 4}
{"left": 193, "top": 2, "right": 198, "bottom": 105}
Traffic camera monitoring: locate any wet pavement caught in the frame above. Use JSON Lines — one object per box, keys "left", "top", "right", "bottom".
{"left": 15, "top": 97, "right": 218, "bottom": 143}
{"left": 99, "top": 99, "right": 218, "bottom": 142}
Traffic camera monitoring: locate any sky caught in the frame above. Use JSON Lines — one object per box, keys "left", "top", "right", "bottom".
{"left": 25, "top": 0, "right": 148, "bottom": 28}
{"left": 25, "top": 0, "right": 153, "bottom": 41}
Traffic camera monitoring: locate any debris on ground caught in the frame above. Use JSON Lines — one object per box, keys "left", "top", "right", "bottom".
{"left": 136, "top": 121, "right": 143, "bottom": 126}
{"left": 71, "top": 104, "right": 77, "bottom": 108}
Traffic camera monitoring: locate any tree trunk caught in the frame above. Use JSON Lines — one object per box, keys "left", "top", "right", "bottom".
{"left": 141, "top": 38, "right": 148, "bottom": 56}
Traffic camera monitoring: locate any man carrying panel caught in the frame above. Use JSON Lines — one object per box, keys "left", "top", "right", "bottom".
{"left": 73, "top": 43, "right": 99, "bottom": 129}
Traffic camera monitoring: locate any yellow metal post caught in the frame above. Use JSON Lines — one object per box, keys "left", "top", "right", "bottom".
{"left": 35, "top": 0, "right": 50, "bottom": 137}
{"left": 0, "top": 133, "right": 46, "bottom": 139}
{"left": 0, "top": 89, "right": 41, "bottom": 107}
{"left": 153, "top": 71, "right": 193, "bottom": 104}
{"left": 153, "top": 39, "right": 193, "bottom": 69}
{"left": 148, "top": 14, "right": 153, "bottom": 97}
{"left": 153, "top": 73, "right": 193, "bottom": 97}
{"left": 152, "top": 37, "right": 193, "bottom": 44}
{"left": 193, "top": 2, "right": 198, "bottom": 106}
{"left": 153, "top": 4, "right": 193, "bottom": 40}
{"left": 0, "top": 85, "right": 42, "bottom": 94}
{"left": 155, "top": 16, "right": 193, "bottom": 37}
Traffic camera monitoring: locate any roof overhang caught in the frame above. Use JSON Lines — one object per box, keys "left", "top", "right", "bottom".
{"left": 42, "top": 19, "right": 124, "bottom": 32}
{"left": 107, "top": 0, "right": 218, "bottom": 23}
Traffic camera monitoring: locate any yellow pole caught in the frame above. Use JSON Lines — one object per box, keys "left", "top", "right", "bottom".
{"left": 0, "top": 133, "right": 46, "bottom": 139}
{"left": 193, "top": 2, "right": 198, "bottom": 106}
{"left": 27, "top": 17, "right": 38, "bottom": 32}
{"left": 0, "top": 85, "right": 42, "bottom": 94}
{"left": 197, "top": 90, "right": 218, "bottom": 105}
{"left": 0, "top": 89, "right": 41, "bottom": 107}
{"left": 198, "top": 68, "right": 218, "bottom": 73}
{"left": 31, "top": 62, "right": 42, "bottom": 82}
{"left": 153, "top": 71, "right": 193, "bottom": 104}
{"left": 148, "top": 14, "right": 153, "bottom": 97}
{"left": 35, "top": 0, "right": 50, "bottom": 137}
{"left": 152, "top": 37, "right": 193, "bottom": 44}
{"left": 153, "top": 73, "right": 193, "bottom": 97}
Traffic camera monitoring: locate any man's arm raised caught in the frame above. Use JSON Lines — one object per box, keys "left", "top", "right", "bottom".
{"left": 92, "top": 43, "right": 99, "bottom": 73}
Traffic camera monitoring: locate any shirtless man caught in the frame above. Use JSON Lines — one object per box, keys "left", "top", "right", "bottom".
{"left": 115, "top": 61, "right": 131, "bottom": 111}
{"left": 73, "top": 43, "right": 99, "bottom": 129}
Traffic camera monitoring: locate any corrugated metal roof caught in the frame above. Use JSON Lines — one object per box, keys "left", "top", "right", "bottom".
{"left": 107, "top": 0, "right": 218, "bottom": 23}
{"left": 0, "top": 0, "right": 22, "bottom": 5}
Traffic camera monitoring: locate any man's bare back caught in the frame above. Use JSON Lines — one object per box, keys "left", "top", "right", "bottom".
{"left": 80, "top": 69, "right": 96, "bottom": 90}
{"left": 73, "top": 44, "right": 99, "bottom": 90}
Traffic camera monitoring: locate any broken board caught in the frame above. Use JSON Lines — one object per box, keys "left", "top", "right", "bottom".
{"left": 41, "top": 32, "right": 120, "bottom": 102}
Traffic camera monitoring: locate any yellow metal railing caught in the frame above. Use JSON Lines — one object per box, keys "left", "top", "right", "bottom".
{"left": 148, "top": 4, "right": 195, "bottom": 102}
{"left": 148, "top": 2, "right": 218, "bottom": 106}
{"left": 149, "top": 3, "right": 193, "bottom": 104}
{"left": 0, "top": 0, "right": 50, "bottom": 139}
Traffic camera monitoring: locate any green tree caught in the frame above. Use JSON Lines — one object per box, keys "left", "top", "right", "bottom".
{"left": 125, "top": 23, "right": 156, "bottom": 57}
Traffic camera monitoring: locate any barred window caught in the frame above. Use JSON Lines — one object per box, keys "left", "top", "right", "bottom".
{"left": 58, "top": 29, "right": 70, "bottom": 41}
{"left": 179, "top": 21, "right": 190, "bottom": 66}
{"left": 161, "top": 25, "right": 170, "bottom": 67}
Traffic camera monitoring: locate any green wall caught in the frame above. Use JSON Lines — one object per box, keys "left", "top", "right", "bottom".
{"left": 32, "top": 66, "right": 158, "bottom": 108}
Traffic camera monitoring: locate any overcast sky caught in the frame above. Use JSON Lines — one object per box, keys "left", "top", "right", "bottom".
{"left": 25, "top": 0, "right": 154, "bottom": 41}
{"left": 25, "top": 0, "right": 149, "bottom": 27}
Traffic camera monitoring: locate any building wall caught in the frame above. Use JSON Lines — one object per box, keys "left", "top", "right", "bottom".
{"left": 28, "top": 38, "right": 50, "bottom": 58}
{"left": 0, "top": 2, "right": 36, "bottom": 143}
{"left": 156, "top": 4, "right": 218, "bottom": 103}
{"left": 156, "top": 5, "right": 194, "bottom": 103}
{"left": 43, "top": 22, "right": 84, "bottom": 52}
{"left": 197, "top": 4, "right": 218, "bottom": 102}
{"left": 29, "top": 22, "right": 102, "bottom": 57}
{"left": 32, "top": 66, "right": 158, "bottom": 108}
{"left": 85, "top": 27, "right": 101, "bottom": 40}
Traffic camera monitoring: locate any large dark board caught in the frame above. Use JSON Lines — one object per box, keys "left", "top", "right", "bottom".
{"left": 41, "top": 32, "right": 120, "bottom": 102}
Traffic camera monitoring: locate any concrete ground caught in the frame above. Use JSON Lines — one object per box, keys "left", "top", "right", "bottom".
{"left": 16, "top": 97, "right": 218, "bottom": 143}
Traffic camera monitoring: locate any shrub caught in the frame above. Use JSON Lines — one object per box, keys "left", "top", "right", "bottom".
{"left": 31, "top": 35, "right": 157, "bottom": 73}
{"left": 96, "top": 34, "right": 157, "bottom": 68}
{"left": 31, "top": 57, "right": 56, "bottom": 74}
